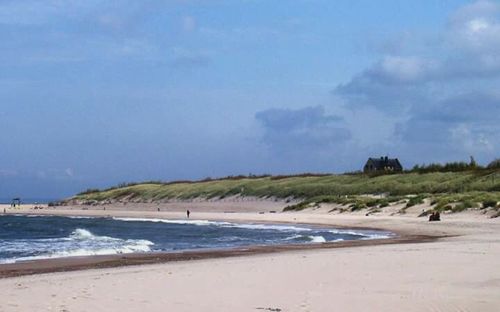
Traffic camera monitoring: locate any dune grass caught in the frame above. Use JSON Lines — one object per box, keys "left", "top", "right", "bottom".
{"left": 69, "top": 170, "right": 500, "bottom": 215}
{"left": 71, "top": 170, "right": 500, "bottom": 210}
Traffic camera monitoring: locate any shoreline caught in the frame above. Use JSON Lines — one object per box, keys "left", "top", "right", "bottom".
{"left": 0, "top": 208, "right": 434, "bottom": 278}
{"left": 0, "top": 204, "right": 467, "bottom": 279}
{"left": 0, "top": 235, "right": 439, "bottom": 279}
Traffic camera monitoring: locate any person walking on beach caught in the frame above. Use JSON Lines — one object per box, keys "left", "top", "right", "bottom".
{"left": 187, "top": 210, "right": 190, "bottom": 218}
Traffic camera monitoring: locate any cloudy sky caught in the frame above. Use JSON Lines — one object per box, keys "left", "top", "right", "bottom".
{"left": 1, "top": 0, "right": 499, "bottom": 199}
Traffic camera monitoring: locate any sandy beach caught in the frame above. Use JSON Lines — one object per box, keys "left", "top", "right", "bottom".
{"left": 0, "top": 203, "right": 499, "bottom": 311}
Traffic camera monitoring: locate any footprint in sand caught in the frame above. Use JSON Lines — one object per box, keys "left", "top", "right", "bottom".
{"left": 15, "top": 283, "right": 28, "bottom": 290}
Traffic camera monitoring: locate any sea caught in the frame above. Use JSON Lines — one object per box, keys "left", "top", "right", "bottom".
{"left": 0, "top": 215, "right": 393, "bottom": 264}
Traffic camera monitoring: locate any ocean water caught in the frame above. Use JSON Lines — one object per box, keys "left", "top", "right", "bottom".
{"left": 0, "top": 215, "right": 392, "bottom": 264}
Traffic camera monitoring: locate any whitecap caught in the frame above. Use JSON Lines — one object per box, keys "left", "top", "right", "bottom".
{"left": 113, "top": 217, "right": 229, "bottom": 227}
{"left": 0, "top": 228, "right": 154, "bottom": 264}
{"left": 308, "top": 236, "right": 326, "bottom": 243}
{"left": 221, "top": 223, "right": 311, "bottom": 232}
{"left": 329, "top": 229, "right": 392, "bottom": 240}
{"left": 113, "top": 217, "right": 311, "bottom": 232}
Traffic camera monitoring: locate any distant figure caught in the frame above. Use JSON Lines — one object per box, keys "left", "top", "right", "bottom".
{"left": 157, "top": 207, "right": 160, "bottom": 212}
{"left": 187, "top": 210, "right": 190, "bottom": 218}
{"left": 429, "top": 211, "right": 441, "bottom": 222}
{"left": 435, "top": 211, "right": 441, "bottom": 221}
{"left": 429, "top": 212, "right": 435, "bottom": 221}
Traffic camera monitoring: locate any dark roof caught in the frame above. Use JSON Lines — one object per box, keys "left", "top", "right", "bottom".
{"left": 365, "top": 157, "right": 402, "bottom": 170}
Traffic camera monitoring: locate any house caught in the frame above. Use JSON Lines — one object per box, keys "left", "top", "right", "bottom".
{"left": 364, "top": 156, "right": 402, "bottom": 173}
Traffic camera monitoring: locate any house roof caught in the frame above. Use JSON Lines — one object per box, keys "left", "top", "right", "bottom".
{"left": 366, "top": 157, "right": 401, "bottom": 169}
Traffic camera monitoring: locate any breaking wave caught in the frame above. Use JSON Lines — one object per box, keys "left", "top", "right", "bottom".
{"left": 0, "top": 228, "right": 153, "bottom": 264}
{"left": 113, "top": 217, "right": 312, "bottom": 232}
{"left": 0, "top": 215, "right": 393, "bottom": 264}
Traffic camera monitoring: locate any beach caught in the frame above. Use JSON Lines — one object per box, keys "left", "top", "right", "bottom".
{"left": 0, "top": 203, "right": 499, "bottom": 311}
{"left": 4, "top": 0, "right": 500, "bottom": 311}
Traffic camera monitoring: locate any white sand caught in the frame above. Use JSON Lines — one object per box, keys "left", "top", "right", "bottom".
{"left": 0, "top": 205, "right": 499, "bottom": 311}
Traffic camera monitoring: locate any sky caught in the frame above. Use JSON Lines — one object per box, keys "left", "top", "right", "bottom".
{"left": 1, "top": 0, "right": 499, "bottom": 199}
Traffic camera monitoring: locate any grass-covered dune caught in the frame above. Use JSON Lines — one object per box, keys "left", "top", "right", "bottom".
{"left": 66, "top": 170, "right": 500, "bottom": 214}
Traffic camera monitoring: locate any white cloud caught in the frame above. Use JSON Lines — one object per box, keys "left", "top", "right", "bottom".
{"left": 333, "top": 0, "right": 500, "bottom": 162}
{"left": 374, "top": 56, "right": 440, "bottom": 83}
{"left": 337, "top": 0, "right": 500, "bottom": 99}
{"left": 450, "top": 124, "right": 494, "bottom": 152}
{"left": 447, "top": 0, "right": 500, "bottom": 56}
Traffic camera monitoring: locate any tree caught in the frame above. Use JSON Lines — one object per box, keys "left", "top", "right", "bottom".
{"left": 469, "top": 156, "right": 477, "bottom": 168}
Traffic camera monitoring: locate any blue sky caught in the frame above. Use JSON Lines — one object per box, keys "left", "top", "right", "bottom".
{"left": 1, "top": 0, "right": 499, "bottom": 199}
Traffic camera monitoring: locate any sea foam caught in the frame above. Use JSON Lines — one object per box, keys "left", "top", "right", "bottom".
{"left": 0, "top": 228, "right": 154, "bottom": 264}
{"left": 0, "top": 215, "right": 393, "bottom": 264}
{"left": 113, "top": 217, "right": 311, "bottom": 232}
{"left": 329, "top": 229, "right": 392, "bottom": 240}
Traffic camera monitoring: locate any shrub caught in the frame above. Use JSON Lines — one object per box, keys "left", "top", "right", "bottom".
{"left": 77, "top": 188, "right": 100, "bottom": 195}
{"left": 452, "top": 203, "right": 468, "bottom": 212}
{"left": 458, "top": 200, "right": 477, "bottom": 210}
{"left": 349, "top": 202, "right": 367, "bottom": 211}
{"left": 483, "top": 200, "right": 498, "bottom": 208}
{"left": 487, "top": 159, "right": 500, "bottom": 169}
{"left": 283, "top": 201, "right": 310, "bottom": 211}
{"left": 378, "top": 199, "right": 390, "bottom": 208}
{"left": 406, "top": 195, "right": 425, "bottom": 208}
{"left": 409, "top": 159, "right": 483, "bottom": 173}
{"left": 442, "top": 205, "right": 453, "bottom": 211}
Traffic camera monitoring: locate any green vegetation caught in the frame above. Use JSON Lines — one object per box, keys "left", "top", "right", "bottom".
{"left": 487, "top": 159, "right": 500, "bottom": 169}
{"left": 405, "top": 194, "right": 426, "bottom": 208}
{"left": 69, "top": 169, "right": 500, "bottom": 215}
{"left": 283, "top": 195, "right": 405, "bottom": 212}
{"left": 77, "top": 188, "right": 101, "bottom": 195}
{"left": 422, "top": 191, "right": 499, "bottom": 215}
{"left": 407, "top": 157, "right": 480, "bottom": 174}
